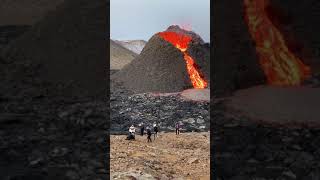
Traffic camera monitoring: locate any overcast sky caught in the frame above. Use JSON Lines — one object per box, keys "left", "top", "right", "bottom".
{"left": 110, "top": 0, "right": 210, "bottom": 42}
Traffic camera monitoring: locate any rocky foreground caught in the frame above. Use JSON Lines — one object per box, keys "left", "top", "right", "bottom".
{"left": 110, "top": 132, "right": 210, "bottom": 180}
{"left": 0, "top": 26, "right": 108, "bottom": 179}
{"left": 110, "top": 70, "right": 210, "bottom": 134}
{"left": 0, "top": 96, "right": 108, "bottom": 179}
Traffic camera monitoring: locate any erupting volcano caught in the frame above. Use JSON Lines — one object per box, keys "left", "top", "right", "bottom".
{"left": 113, "top": 25, "right": 210, "bottom": 93}
{"left": 244, "top": 0, "right": 311, "bottom": 85}
{"left": 158, "top": 31, "right": 208, "bottom": 89}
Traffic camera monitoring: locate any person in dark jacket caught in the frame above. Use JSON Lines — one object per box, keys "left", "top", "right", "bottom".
{"left": 153, "top": 122, "right": 158, "bottom": 140}
{"left": 175, "top": 122, "right": 180, "bottom": 135}
{"left": 146, "top": 127, "right": 152, "bottom": 142}
{"left": 139, "top": 122, "right": 145, "bottom": 136}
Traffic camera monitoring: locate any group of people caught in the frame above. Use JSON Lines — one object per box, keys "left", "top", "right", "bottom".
{"left": 126, "top": 122, "right": 159, "bottom": 142}
{"left": 126, "top": 121, "right": 182, "bottom": 142}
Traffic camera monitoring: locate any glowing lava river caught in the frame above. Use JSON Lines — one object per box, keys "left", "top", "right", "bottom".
{"left": 244, "top": 0, "right": 311, "bottom": 85}
{"left": 158, "top": 31, "right": 208, "bottom": 89}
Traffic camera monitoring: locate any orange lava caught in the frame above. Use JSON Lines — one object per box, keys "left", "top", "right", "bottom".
{"left": 158, "top": 31, "right": 207, "bottom": 88}
{"left": 244, "top": 0, "right": 311, "bottom": 85}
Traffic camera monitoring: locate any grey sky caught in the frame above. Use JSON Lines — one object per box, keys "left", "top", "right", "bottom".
{"left": 110, "top": 0, "right": 210, "bottom": 42}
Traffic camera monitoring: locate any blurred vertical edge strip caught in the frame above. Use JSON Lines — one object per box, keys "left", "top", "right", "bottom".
{"left": 106, "top": 0, "right": 111, "bottom": 178}
{"left": 210, "top": 0, "right": 216, "bottom": 180}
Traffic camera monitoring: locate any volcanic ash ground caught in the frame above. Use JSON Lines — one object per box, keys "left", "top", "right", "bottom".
{"left": 110, "top": 132, "right": 210, "bottom": 180}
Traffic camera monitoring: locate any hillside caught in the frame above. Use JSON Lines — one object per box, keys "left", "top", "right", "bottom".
{"left": 1, "top": 0, "right": 108, "bottom": 99}
{"left": 110, "top": 39, "right": 137, "bottom": 70}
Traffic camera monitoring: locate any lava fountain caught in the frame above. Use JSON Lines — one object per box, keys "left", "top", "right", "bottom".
{"left": 244, "top": 0, "right": 311, "bottom": 85}
{"left": 158, "top": 31, "right": 208, "bottom": 89}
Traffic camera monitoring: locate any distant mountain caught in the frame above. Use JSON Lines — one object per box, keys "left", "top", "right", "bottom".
{"left": 114, "top": 40, "right": 146, "bottom": 54}
{"left": 110, "top": 39, "right": 137, "bottom": 70}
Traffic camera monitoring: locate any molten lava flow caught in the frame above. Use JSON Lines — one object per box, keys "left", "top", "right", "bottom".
{"left": 158, "top": 32, "right": 191, "bottom": 52}
{"left": 244, "top": 0, "right": 311, "bottom": 85}
{"left": 158, "top": 31, "right": 207, "bottom": 88}
{"left": 183, "top": 53, "right": 208, "bottom": 88}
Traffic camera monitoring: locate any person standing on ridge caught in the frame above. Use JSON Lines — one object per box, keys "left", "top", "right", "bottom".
{"left": 175, "top": 122, "right": 180, "bottom": 135}
{"left": 146, "top": 126, "right": 152, "bottom": 143}
{"left": 140, "top": 122, "right": 145, "bottom": 136}
{"left": 153, "top": 122, "right": 158, "bottom": 140}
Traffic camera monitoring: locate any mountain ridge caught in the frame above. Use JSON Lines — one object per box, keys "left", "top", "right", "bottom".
{"left": 114, "top": 39, "right": 146, "bottom": 54}
{"left": 110, "top": 39, "right": 138, "bottom": 70}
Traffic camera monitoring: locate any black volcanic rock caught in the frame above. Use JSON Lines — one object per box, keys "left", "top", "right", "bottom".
{"left": 0, "top": 26, "right": 30, "bottom": 48}
{"left": 110, "top": 78, "right": 210, "bottom": 134}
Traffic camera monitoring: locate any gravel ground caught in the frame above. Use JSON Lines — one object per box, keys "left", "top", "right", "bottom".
{"left": 110, "top": 132, "right": 210, "bottom": 180}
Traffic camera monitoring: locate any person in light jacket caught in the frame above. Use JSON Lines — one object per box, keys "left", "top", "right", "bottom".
{"left": 127, "top": 125, "right": 136, "bottom": 140}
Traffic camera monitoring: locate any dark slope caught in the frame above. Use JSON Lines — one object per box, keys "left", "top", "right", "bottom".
{"left": 1, "top": 0, "right": 107, "bottom": 99}
{"left": 113, "top": 34, "right": 192, "bottom": 93}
